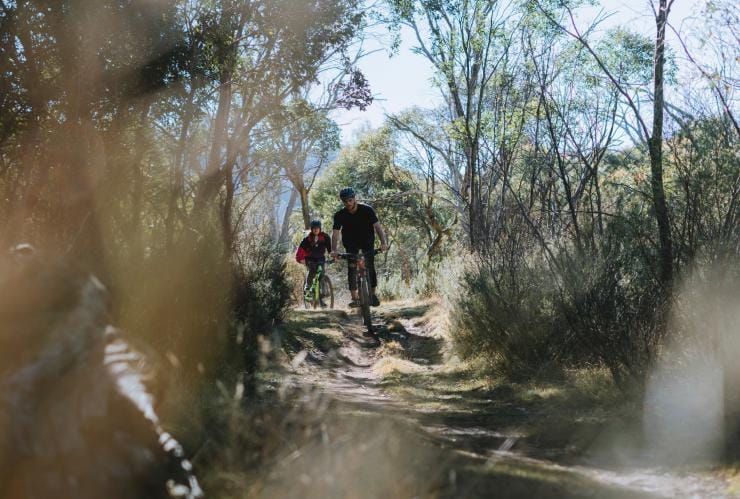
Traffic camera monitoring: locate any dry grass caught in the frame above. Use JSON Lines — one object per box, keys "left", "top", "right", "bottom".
{"left": 372, "top": 356, "right": 426, "bottom": 377}
{"left": 198, "top": 298, "right": 735, "bottom": 498}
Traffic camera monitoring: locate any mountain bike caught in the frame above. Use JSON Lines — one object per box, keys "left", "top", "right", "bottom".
{"left": 303, "top": 261, "right": 334, "bottom": 309}
{"left": 337, "top": 249, "right": 381, "bottom": 333}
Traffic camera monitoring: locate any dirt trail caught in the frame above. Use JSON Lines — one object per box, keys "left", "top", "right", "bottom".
{"left": 262, "top": 301, "right": 734, "bottom": 499}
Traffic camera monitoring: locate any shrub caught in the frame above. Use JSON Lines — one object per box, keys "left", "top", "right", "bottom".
{"left": 448, "top": 232, "right": 670, "bottom": 392}
{"left": 377, "top": 253, "right": 467, "bottom": 301}
{"left": 231, "top": 239, "right": 294, "bottom": 374}
{"left": 450, "top": 256, "right": 559, "bottom": 377}
{"left": 554, "top": 241, "right": 667, "bottom": 391}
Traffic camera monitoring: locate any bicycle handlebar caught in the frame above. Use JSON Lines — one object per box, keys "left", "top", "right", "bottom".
{"left": 334, "top": 248, "right": 382, "bottom": 260}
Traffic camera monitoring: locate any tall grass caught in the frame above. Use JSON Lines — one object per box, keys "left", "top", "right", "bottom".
{"left": 377, "top": 252, "right": 469, "bottom": 301}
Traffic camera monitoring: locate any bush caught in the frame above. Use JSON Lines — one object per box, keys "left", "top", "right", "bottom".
{"left": 113, "top": 230, "right": 232, "bottom": 383}
{"left": 450, "top": 256, "right": 559, "bottom": 377}
{"left": 448, "top": 233, "right": 670, "bottom": 392}
{"left": 377, "top": 253, "right": 467, "bottom": 301}
{"left": 554, "top": 240, "right": 667, "bottom": 391}
{"left": 230, "top": 239, "right": 294, "bottom": 375}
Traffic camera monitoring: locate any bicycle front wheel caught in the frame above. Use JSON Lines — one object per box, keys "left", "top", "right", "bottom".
{"left": 312, "top": 279, "right": 320, "bottom": 309}
{"left": 320, "top": 275, "right": 334, "bottom": 309}
{"left": 303, "top": 275, "right": 311, "bottom": 309}
{"left": 359, "top": 276, "right": 371, "bottom": 328}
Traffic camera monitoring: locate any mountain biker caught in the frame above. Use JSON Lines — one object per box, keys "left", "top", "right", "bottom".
{"left": 296, "top": 220, "right": 332, "bottom": 306}
{"left": 330, "top": 187, "right": 389, "bottom": 308}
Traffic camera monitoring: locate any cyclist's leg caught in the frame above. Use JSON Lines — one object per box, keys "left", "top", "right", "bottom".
{"left": 306, "top": 260, "right": 319, "bottom": 289}
{"left": 364, "top": 250, "right": 380, "bottom": 306}
{"left": 359, "top": 274, "right": 372, "bottom": 326}
{"left": 345, "top": 248, "right": 360, "bottom": 306}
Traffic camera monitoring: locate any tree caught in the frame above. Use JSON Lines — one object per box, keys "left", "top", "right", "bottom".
{"left": 0, "top": 0, "right": 186, "bottom": 272}
{"left": 188, "top": 0, "right": 365, "bottom": 261}
{"left": 387, "top": 0, "right": 520, "bottom": 249}
{"left": 666, "top": 0, "right": 738, "bottom": 140}
{"left": 313, "top": 127, "right": 457, "bottom": 277}
{"left": 535, "top": 0, "right": 676, "bottom": 285}
{"left": 264, "top": 98, "right": 340, "bottom": 232}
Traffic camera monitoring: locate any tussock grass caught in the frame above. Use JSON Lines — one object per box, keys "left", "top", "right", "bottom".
{"left": 372, "top": 357, "right": 425, "bottom": 377}
{"left": 376, "top": 339, "right": 405, "bottom": 357}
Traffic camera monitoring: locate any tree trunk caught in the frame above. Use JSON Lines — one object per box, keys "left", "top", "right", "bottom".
{"left": 278, "top": 187, "right": 299, "bottom": 248}
{"left": 221, "top": 168, "right": 235, "bottom": 263}
{"left": 298, "top": 185, "right": 311, "bottom": 229}
{"left": 650, "top": 0, "right": 674, "bottom": 286}
{"left": 193, "top": 76, "right": 232, "bottom": 213}
{"left": 166, "top": 87, "right": 196, "bottom": 250}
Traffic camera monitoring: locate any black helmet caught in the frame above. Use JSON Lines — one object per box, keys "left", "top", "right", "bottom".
{"left": 309, "top": 220, "right": 322, "bottom": 228}
{"left": 339, "top": 187, "right": 355, "bottom": 200}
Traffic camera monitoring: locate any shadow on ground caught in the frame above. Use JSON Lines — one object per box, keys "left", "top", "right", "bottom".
{"left": 213, "top": 300, "right": 732, "bottom": 499}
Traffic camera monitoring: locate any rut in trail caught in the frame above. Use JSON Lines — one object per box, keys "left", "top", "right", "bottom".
{"left": 251, "top": 300, "right": 734, "bottom": 499}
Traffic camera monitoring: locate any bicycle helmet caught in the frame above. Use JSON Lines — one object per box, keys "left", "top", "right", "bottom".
{"left": 339, "top": 187, "right": 355, "bottom": 200}
{"left": 309, "top": 220, "right": 321, "bottom": 228}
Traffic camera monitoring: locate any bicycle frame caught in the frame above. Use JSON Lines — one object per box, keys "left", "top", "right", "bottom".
{"left": 337, "top": 249, "right": 380, "bottom": 332}
{"left": 304, "top": 261, "right": 333, "bottom": 309}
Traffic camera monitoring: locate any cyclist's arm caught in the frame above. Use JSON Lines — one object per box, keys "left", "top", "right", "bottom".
{"left": 373, "top": 222, "right": 389, "bottom": 251}
{"left": 296, "top": 236, "right": 310, "bottom": 263}
{"left": 325, "top": 232, "right": 332, "bottom": 256}
{"left": 331, "top": 229, "right": 340, "bottom": 256}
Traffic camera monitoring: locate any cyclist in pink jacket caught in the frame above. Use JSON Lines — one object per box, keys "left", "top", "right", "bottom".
{"left": 295, "top": 220, "right": 332, "bottom": 300}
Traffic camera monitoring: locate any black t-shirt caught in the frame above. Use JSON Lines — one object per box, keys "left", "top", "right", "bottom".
{"left": 332, "top": 203, "right": 379, "bottom": 251}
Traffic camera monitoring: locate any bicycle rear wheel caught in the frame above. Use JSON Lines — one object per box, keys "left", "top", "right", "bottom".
{"left": 320, "top": 275, "right": 334, "bottom": 309}
{"left": 358, "top": 276, "right": 372, "bottom": 328}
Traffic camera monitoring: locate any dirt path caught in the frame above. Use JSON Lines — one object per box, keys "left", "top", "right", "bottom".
{"left": 259, "top": 301, "right": 734, "bottom": 499}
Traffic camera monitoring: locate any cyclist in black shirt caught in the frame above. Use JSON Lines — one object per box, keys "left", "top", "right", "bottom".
{"left": 330, "top": 187, "right": 389, "bottom": 307}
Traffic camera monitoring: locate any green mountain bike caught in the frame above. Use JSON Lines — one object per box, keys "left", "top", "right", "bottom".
{"left": 337, "top": 249, "right": 381, "bottom": 333}
{"left": 303, "top": 261, "right": 334, "bottom": 309}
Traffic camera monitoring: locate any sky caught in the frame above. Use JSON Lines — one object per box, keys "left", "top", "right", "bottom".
{"left": 331, "top": 0, "right": 707, "bottom": 144}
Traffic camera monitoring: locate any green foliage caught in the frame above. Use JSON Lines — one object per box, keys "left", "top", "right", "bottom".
{"left": 312, "top": 127, "right": 411, "bottom": 214}
{"left": 451, "top": 258, "right": 557, "bottom": 378}
{"left": 593, "top": 28, "right": 677, "bottom": 86}
{"left": 450, "top": 228, "right": 667, "bottom": 390}
{"left": 312, "top": 127, "right": 457, "bottom": 283}
{"left": 666, "top": 116, "right": 740, "bottom": 264}
{"left": 259, "top": 99, "right": 340, "bottom": 167}
{"left": 231, "top": 239, "right": 294, "bottom": 357}
{"left": 594, "top": 28, "right": 655, "bottom": 85}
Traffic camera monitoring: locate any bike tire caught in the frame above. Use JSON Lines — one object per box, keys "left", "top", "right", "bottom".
{"left": 359, "top": 276, "right": 372, "bottom": 328}
{"left": 312, "top": 278, "right": 320, "bottom": 309}
{"left": 320, "top": 275, "right": 334, "bottom": 309}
